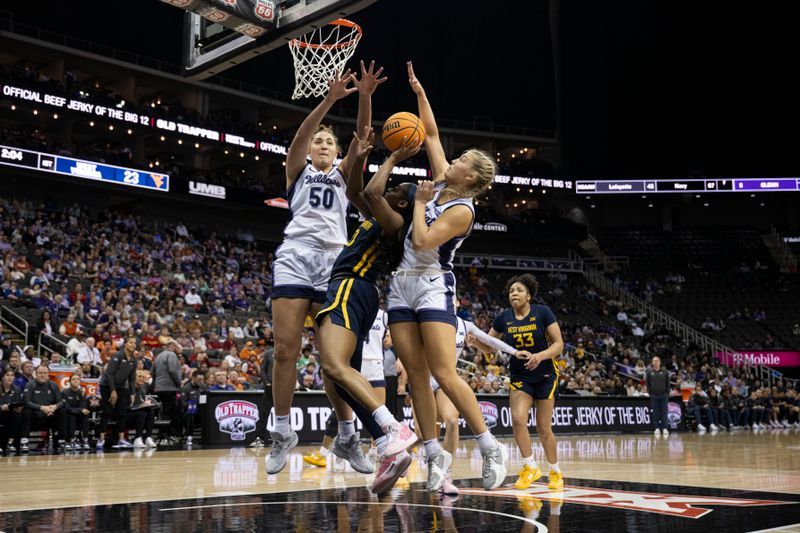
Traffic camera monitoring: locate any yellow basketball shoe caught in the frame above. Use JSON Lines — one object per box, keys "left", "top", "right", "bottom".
{"left": 303, "top": 450, "right": 328, "bottom": 468}
{"left": 547, "top": 469, "right": 564, "bottom": 490}
{"left": 514, "top": 464, "right": 543, "bottom": 489}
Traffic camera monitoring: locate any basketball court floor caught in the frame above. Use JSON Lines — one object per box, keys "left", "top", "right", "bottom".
{"left": 1, "top": 432, "right": 798, "bottom": 532}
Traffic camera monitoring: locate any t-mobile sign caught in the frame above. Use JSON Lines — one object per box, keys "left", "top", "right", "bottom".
{"left": 715, "top": 351, "right": 800, "bottom": 367}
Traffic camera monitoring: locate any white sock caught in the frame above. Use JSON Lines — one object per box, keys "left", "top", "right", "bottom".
{"left": 550, "top": 502, "right": 562, "bottom": 516}
{"left": 375, "top": 436, "right": 388, "bottom": 456}
{"left": 424, "top": 438, "right": 442, "bottom": 457}
{"left": 275, "top": 415, "right": 290, "bottom": 436}
{"left": 549, "top": 462, "right": 561, "bottom": 473}
{"left": 372, "top": 405, "right": 396, "bottom": 431}
{"left": 475, "top": 430, "right": 496, "bottom": 452}
{"left": 338, "top": 419, "right": 355, "bottom": 438}
{"left": 319, "top": 446, "right": 330, "bottom": 457}
{"left": 523, "top": 455, "right": 539, "bottom": 470}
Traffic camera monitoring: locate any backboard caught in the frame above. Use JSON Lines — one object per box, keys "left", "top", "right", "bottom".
{"left": 160, "top": 0, "right": 376, "bottom": 80}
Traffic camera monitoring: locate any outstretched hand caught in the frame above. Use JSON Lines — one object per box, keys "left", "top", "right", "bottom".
{"left": 355, "top": 60, "right": 387, "bottom": 96}
{"left": 327, "top": 69, "right": 358, "bottom": 100}
{"left": 415, "top": 180, "right": 435, "bottom": 203}
{"left": 353, "top": 125, "right": 375, "bottom": 159}
{"left": 390, "top": 136, "right": 422, "bottom": 163}
{"left": 514, "top": 350, "right": 533, "bottom": 360}
{"left": 407, "top": 61, "right": 425, "bottom": 95}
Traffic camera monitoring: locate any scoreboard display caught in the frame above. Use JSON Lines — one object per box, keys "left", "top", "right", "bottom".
{"left": 0, "top": 145, "right": 169, "bottom": 192}
{"left": 576, "top": 178, "right": 800, "bottom": 194}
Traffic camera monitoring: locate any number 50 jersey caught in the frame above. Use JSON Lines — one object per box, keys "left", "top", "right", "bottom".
{"left": 283, "top": 163, "right": 349, "bottom": 248}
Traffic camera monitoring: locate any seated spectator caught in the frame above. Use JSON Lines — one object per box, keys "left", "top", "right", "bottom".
{"left": 66, "top": 330, "right": 88, "bottom": 361}
{"left": 157, "top": 325, "right": 176, "bottom": 347}
{"left": 184, "top": 287, "right": 203, "bottom": 310}
{"left": 707, "top": 387, "right": 731, "bottom": 430}
{"left": 296, "top": 345, "right": 312, "bottom": 370}
{"left": 229, "top": 319, "right": 244, "bottom": 340}
{"left": 190, "top": 329, "right": 207, "bottom": 354}
{"left": 243, "top": 318, "right": 259, "bottom": 340}
{"left": 205, "top": 372, "right": 216, "bottom": 389}
{"left": 1, "top": 352, "right": 22, "bottom": 379}
{"left": 140, "top": 325, "right": 161, "bottom": 350}
{"left": 181, "top": 371, "right": 206, "bottom": 445}
{"left": 127, "top": 371, "right": 158, "bottom": 449}
{"left": 228, "top": 371, "right": 246, "bottom": 391}
{"left": 209, "top": 371, "right": 234, "bottom": 391}
{"left": 221, "top": 331, "right": 238, "bottom": 353}
{"left": 239, "top": 341, "right": 259, "bottom": 365}
{"left": 76, "top": 337, "right": 101, "bottom": 367}
{"left": 20, "top": 365, "right": 68, "bottom": 452}
{"left": 205, "top": 332, "right": 223, "bottom": 358}
{"left": 61, "top": 374, "right": 91, "bottom": 450}
{"left": 297, "top": 372, "right": 318, "bottom": 391}
{"left": 688, "top": 384, "right": 715, "bottom": 431}
{"left": 37, "top": 310, "right": 57, "bottom": 337}
{"left": 0, "top": 368, "right": 23, "bottom": 453}
{"left": 14, "top": 360, "right": 34, "bottom": 390}
{"left": 59, "top": 315, "right": 81, "bottom": 337}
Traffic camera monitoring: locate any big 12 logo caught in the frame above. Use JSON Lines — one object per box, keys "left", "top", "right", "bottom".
{"left": 253, "top": 0, "right": 275, "bottom": 22}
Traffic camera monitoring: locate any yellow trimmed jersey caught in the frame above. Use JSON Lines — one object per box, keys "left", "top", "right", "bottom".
{"left": 492, "top": 304, "right": 558, "bottom": 378}
{"left": 331, "top": 217, "right": 393, "bottom": 285}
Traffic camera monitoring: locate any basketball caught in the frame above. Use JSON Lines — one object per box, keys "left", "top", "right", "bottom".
{"left": 381, "top": 112, "right": 426, "bottom": 152}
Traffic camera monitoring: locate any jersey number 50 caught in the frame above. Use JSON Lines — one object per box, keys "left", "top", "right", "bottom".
{"left": 309, "top": 187, "right": 334, "bottom": 209}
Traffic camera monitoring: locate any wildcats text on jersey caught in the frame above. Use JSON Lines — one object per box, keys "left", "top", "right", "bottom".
{"left": 304, "top": 174, "right": 342, "bottom": 187}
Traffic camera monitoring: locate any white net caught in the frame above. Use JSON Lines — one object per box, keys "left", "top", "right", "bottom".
{"left": 288, "top": 19, "right": 362, "bottom": 99}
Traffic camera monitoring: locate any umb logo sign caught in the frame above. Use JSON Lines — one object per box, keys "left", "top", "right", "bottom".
{"left": 215, "top": 400, "right": 259, "bottom": 441}
{"left": 189, "top": 181, "right": 226, "bottom": 200}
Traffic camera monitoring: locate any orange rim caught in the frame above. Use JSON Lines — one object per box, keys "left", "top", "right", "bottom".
{"left": 289, "top": 18, "right": 363, "bottom": 50}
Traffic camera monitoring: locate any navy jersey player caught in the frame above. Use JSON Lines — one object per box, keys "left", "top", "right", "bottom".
{"left": 488, "top": 273, "right": 565, "bottom": 491}
{"left": 267, "top": 62, "right": 387, "bottom": 475}
{"left": 315, "top": 130, "right": 421, "bottom": 494}
{"left": 386, "top": 61, "right": 507, "bottom": 492}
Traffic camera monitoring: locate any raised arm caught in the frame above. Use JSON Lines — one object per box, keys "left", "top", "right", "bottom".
{"left": 340, "top": 61, "right": 387, "bottom": 180}
{"left": 364, "top": 139, "right": 421, "bottom": 236}
{"left": 407, "top": 61, "right": 448, "bottom": 180}
{"left": 285, "top": 70, "right": 357, "bottom": 188}
{"left": 343, "top": 125, "right": 375, "bottom": 217}
{"left": 410, "top": 181, "right": 472, "bottom": 251}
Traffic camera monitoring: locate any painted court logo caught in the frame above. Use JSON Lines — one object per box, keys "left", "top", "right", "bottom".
{"left": 462, "top": 484, "right": 793, "bottom": 519}
{"left": 215, "top": 400, "right": 259, "bottom": 441}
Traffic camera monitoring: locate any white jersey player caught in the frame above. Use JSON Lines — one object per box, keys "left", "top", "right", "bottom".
{"left": 387, "top": 61, "right": 513, "bottom": 492}
{"left": 360, "top": 309, "right": 388, "bottom": 388}
{"left": 267, "top": 64, "right": 387, "bottom": 476}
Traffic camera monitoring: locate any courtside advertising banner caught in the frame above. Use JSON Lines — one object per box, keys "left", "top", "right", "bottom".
{"left": 203, "top": 391, "right": 685, "bottom": 445}
{"left": 715, "top": 351, "right": 800, "bottom": 368}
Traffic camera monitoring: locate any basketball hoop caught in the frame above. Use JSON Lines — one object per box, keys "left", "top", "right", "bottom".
{"left": 288, "top": 19, "right": 362, "bottom": 99}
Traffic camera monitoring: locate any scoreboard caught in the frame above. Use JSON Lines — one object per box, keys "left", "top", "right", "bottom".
{"left": 576, "top": 178, "right": 800, "bottom": 194}
{"left": 0, "top": 145, "right": 169, "bottom": 192}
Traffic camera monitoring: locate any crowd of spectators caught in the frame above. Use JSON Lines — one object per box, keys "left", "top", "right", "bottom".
{"left": 1, "top": 194, "right": 798, "bottom": 455}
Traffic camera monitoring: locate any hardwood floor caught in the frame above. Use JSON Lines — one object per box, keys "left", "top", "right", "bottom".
{"left": 1, "top": 430, "right": 798, "bottom": 514}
